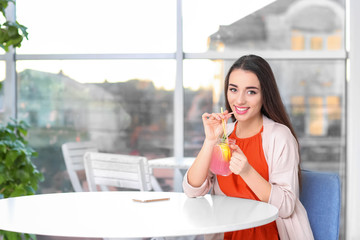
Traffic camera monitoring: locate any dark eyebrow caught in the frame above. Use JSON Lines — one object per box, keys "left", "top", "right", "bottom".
{"left": 229, "top": 83, "right": 259, "bottom": 90}
{"left": 246, "top": 86, "right": 260, "bottom": 90}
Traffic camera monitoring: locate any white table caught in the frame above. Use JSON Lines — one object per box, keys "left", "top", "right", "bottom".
{"left": 148, "top": 157, "right": 195, "bottom": 192}
{"left": 0, "top": 191, "right": 278, "bottom": 239}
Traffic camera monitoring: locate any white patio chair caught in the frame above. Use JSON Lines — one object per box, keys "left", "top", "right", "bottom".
{"left": 84, "top": 152, "right": 153, "bottom": 192}
{"left": 61, "top": 141, "right": 98, "bottom": 192}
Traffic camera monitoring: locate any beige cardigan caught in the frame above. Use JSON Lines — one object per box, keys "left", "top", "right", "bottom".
{"left": 182, "top": 116, "right": 314, "bottom": 240}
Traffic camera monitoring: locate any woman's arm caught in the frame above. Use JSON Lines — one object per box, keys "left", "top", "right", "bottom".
{"left": 229, "top": 144, "right": 272, "bottom": 202}
{"left": 187, "top": 111, "right": 232, "bottom": 187}
{"left": 267, "top": 124, "right": 300, "bottom": 218}
{"left": 187, "top": 138, "right": 217, "bottom": 187}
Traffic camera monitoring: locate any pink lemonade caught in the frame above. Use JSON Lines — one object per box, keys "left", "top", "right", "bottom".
{"left": 210, "top": 139, "right": 235, "bottom": 176}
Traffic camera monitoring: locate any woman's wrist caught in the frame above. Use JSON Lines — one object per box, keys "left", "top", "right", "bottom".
{"left": 239, "top": 164, "right": 253, "bottom": 179}
{"left": 203, "top": 138, "right": 218, "bottom": 147}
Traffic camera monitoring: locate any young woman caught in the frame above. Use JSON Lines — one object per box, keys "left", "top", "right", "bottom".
{"left": 183, "top": 55, "right": 314, "bottom": 240}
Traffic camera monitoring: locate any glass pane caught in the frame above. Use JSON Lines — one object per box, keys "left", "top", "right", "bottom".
{"left": 270, "top": 60, "right": 345, "bottom": 172}
{"left": 183, "top": 59, "right": 222, "bottom": 156}
{"left": 17, "top": 60, "right": 175, "bottom": 192}
{"left": 16, "top": 0, "right": 176, "bottom": 54}
{"left": 183, "top": 0, "right": 345, "bottom": 52}
{"left": 184, "top": 59, "right": 345, "bottom": 174}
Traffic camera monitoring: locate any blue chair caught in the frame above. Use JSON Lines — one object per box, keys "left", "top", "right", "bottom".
{"left": 300, "top": 170, "right": 341, "bottom": 240}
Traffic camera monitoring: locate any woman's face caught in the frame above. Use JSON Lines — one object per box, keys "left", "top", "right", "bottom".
{"left": 227, "top": 69, "right": 263, "bottom": 123}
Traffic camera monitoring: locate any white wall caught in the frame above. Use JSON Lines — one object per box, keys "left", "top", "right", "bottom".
{"left": 346, "top": 0, "right": 360, "bottom": 239}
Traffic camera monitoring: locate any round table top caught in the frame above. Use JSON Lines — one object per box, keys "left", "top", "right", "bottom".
{"left": 0, "top": 191, "right": 278, "bottom": 238}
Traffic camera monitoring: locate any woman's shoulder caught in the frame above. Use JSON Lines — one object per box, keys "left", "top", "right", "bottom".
{"left": 262, "top": 116, "right": 300, "bottom": 166}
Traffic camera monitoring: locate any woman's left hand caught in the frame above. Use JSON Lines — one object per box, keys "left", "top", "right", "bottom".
{"left": 229, "top": 144, "right": 252, "bottom": 176}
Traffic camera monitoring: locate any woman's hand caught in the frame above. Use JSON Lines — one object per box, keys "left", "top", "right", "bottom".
{"left": 229, "top": 144, "right": 252, "bottom": 176}
{"left": 188, "top": 110, "right": 232, "bottom": 188}
{"left": 201, "top": 110, "right": 232, "bottom": 142}
{"left": 228, "top": 143, "right": 271, "bottom": 202}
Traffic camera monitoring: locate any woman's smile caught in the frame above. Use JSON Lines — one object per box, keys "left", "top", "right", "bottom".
{"left": 234, "top": 106, "right": 250, "bottom": 115}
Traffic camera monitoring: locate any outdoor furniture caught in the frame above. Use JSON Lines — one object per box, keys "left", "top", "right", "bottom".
{"left": 61, "top": 141, "right": 98, "bottom": 192}
{"left": 0, "top": 191, "right": 278, "bottom": 239}
{"left": 84, "top": 152, "right": 153, "bottom": 191}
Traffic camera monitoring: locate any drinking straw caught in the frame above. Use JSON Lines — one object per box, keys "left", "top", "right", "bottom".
{"left": 220, "top": 107, "right": 228, "bottom": 144}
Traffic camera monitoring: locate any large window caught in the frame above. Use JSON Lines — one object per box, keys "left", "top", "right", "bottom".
{"left": 5, "top": 0, "right": 345, "bottom": 190}
{"left": 16, "top": 59, "right": 175, "bottom": 192}
{"left": 183, "top": 0, "right": 346, "bottom": 173}
{"left": 16, "top": 0, "right": 176, "bottom": 54}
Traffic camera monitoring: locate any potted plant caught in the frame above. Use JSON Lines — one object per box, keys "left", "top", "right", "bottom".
{"left": 0, "top": 117, "right": 44, "bottom": 240}
{"left": 0, "top": 0, "right": 28, "bottom": 52}
{"left": 0, "top": 3, "right": 42, "bottom": 239}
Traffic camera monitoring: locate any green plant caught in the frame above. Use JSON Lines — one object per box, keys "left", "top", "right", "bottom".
{"left": 0, "top": 118, "right": 44, "bottom": 240}
{"left": 0, "top": 0, "right": 28, "bottom": 52}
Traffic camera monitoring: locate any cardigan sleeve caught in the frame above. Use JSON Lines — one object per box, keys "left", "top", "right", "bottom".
{"left": 182, "top": 171, "right": 215, "bottom": 197}
{"left": 267, "top": 124, "right": 300, "bottom": 219}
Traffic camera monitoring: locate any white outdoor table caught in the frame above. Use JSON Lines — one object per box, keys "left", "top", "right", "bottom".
{"left": 0, "top": 191, "right": 278, "bottom": 239}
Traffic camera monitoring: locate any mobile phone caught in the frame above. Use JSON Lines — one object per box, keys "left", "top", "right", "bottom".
{"left": 132, "top": 197, "right": 170, "bottom": 203}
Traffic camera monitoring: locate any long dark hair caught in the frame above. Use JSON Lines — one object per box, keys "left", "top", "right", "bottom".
{"left": 224, "top": 55, "right": 302, "bottom": 187}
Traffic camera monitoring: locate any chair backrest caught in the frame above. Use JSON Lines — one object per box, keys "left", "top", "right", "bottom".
{"left": 84, "top": 152, "right": 152, "bottom": 192}
{"left": 61, "top": 141, "right": 98, "bottom": 192}
{"left": 300, "top": 170, "right": 341, "bottom": 240}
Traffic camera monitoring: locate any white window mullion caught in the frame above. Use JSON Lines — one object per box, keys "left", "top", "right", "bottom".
{"left": 16, "top": 53, "right": 176, "bottom": 60}
{"left": 185, "top": 50, "right": 346, "bottom": 60}
{"left": 4, "top": 1, "right": 17, "bottom": 120}
{"left": 173, "top": 0, "right": 184, "bottom": 192}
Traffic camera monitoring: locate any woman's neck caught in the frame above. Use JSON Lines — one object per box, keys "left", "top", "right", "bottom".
{"left": 235, "top": 115, "right": 263, "bottom": 138}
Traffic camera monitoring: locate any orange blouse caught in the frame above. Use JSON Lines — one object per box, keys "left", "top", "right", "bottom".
{"left": 217, "top": 123, "right": 279, "bottom": 240}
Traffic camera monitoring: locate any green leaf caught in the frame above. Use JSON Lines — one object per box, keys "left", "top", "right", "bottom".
{"left": 37, "top": 172, "right": 44, "bottom": 182}
{"left": 24, "top": 233, "right": 37, "bottom": 240}
{"left": 0, "top": 164, "right": 5, "bottom": 173}
{"left": 31, "top": 151, "right": 38, "bottom": 157}
{"left": 24, "top": 185, "right": 35, "bottom": 195}
{"left": 0, "top": 117, "right": 43, "bottom": 200}
{"left": 2, "top": 229, "right": 21, "bottom": 240}
{"left": 0, "top": 174, "right": 6, "bottom": 185}
{"left": 0, "top": 143, "right": 6, "bottom": 153}
{"left": 15, "top": 21, "right": 28, "bottom": 39}
{"left": 9, "top": 185, "right": 26, "bottom": 197}
{"left": 5, "top": 149, "right": 18, "bottom": 167}
{"left": 0, "top": 4, "right": 28, "bottom": 52}
{"left": 16, "top": 169, "right": 30, "bottom": 182}
{"left": 18, "top": 126, "right": 27, "bottom": 137}
{"left": 0, "top": 42, "right": 8, "bottom": 51}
